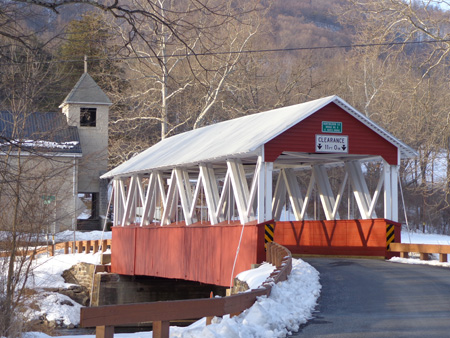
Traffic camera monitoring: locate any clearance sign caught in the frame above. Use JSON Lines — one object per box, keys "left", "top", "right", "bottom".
{"left": 315, "top": 134, "right": 349, "bottom": 153}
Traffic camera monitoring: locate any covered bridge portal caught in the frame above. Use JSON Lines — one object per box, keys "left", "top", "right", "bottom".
{"left": 103, "top": 95, "right": 417, "bottom": 287}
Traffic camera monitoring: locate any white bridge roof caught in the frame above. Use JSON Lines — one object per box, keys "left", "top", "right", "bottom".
{"left": 102, "top": 95, "right": 417, "bottom": 179}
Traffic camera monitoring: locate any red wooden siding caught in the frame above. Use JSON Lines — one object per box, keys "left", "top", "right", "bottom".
{"left": 273, "top": 219, "right": 401, "bottom": 257}
{"left": 111, "top": 227, "right": 136, "bottom": 275}
{"left": 111, "top": 220, "right": 400, "bottom": 286}
{"left": 111, "top": 223, "right": 266, "bottom": 287}
{"left": 265, "top": 103, "right": 399, "bottom": 164}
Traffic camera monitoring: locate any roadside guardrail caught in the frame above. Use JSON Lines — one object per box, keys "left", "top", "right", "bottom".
{"left": 80, "top": 241, "right": 292, "bottom": 338}
{"left": 0, "top": 239, "right": 111, "bottom": 258}
{"left": 389, "top": 243, "right": 450, "bottom": 262}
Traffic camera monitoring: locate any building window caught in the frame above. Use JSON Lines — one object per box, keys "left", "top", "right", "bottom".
{"left": 80, "top": 107, "right": 96, "bottom": 127}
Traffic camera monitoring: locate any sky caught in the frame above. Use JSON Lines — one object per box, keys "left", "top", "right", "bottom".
{"left": 10, "top": 229, "right": 450, "bottom": 338}
{"left": 437, "top": 1, "right": 450, "bottom": 11}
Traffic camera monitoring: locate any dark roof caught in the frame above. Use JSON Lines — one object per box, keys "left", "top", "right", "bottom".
{"left": 60, "top": 72, "right": 112, "bottom": 106}
{"left": 0, "top": 111, "right": 82, "bottom": 155}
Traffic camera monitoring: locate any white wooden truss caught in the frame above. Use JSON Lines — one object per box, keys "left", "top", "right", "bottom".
{"left": 272, "top": 160, "right": 398, "bottom": 221}
{"left": 112, "top": 156, "right": 273, "bottom": 226}
{"left": 112, "top": 156, "right": 399, "bottom": 226}
{"left": 104, "top": 96, "right": 416, "bottom": 227}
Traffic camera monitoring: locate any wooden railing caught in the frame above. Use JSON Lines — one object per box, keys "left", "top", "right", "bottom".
{"left": 390, "top": 243, "right": 450, "bottom": 262}
{"left": 80, "top": 242, "right": 292, "bottom": 338}
{"left": 0, "top": 239, "right": 112, "bottom": 258}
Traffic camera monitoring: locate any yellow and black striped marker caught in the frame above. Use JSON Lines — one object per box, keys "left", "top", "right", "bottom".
{"left": 386, "top": 223, "right": 395, "bottom": 250}
{"left": 265, "top": 222, "right": 275, "bottom": 249}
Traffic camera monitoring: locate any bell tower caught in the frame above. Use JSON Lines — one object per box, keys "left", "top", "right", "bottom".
{"left": 60, "top": 72, "right": 112, "bottom": 229}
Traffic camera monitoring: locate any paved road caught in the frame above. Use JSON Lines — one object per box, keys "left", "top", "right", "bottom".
{"left": 292, "top": 258, "right": 450, "bottom": 338}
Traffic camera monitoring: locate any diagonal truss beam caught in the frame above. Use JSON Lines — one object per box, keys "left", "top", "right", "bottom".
{"left": 345, "top": 161, "right": 379, "bottom": 219}
{"left": 121, "top": 175, "right": 138, "bottom": 226}
{"left": 272, "top": 170, "right": 287, "bottom": 221}
{"left": 112, "top": 158, "right": 391, "bottom": 226}
{"left": 174, "top": 168, "right": 195, "bottom": 225}
{"left": 111, "top": 157, "right": 278, "bottom": 226}
{"left": 161, "top": 171, "right": 178, "bottom": 225}
{"left": 227, "top": 159, "right": 251, "bottom": 224}
{"left": 312, "top": 165, "right": 340, "bottom": 220}
{"left": 139, "top": 173, "right": 158, "bottom": 226}
{"left": 284, "top": 168, "right": 305, "bottom": 220}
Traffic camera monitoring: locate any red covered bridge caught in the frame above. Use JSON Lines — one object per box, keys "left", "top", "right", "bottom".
{"left": 102, "top": 95, "right": 417, "bottom": 287}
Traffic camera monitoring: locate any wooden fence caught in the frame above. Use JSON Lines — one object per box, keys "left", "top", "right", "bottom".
{"left": 80, "top": 242, "right": 292, "bottom": 338}
{"left": 390, "top": 243, "right": 450, "bottom": 262}
{"left": 0, "top": 239, "right": 112, "bottom": 258}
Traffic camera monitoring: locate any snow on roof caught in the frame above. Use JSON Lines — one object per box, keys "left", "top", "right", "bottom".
{"left": 59, "top": 72, "right": 112, "bottom": 107}
{"left": 102, "top": 95, "right": 417, "bottom": 179}
{"left": 0, "top": 111, "right": 82, "bottom": 155}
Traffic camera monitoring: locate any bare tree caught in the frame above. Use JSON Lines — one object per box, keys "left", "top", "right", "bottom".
{"left": 0, "top": 43, "right": 77, "bottom": 337}
{"left": 345, "top": 0, "right": 450, "bottom": 78}
{"left": 335, "top": 2, "right": 450, "bottom": 231}
{"left": 103, "top": 0, "right": 262, "bottom": 166}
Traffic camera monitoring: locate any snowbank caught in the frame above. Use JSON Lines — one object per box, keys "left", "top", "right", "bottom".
{"left": 236, "top": 262, "right": 276, "bottom": 290}
{"left": 23, "top": 258, "right": 320, "bottom": 338}
{"left": 28, "top": 252, "right": 104, "bottom": 289}
{"left": 389, "top": 256, "right": 450, "bottom": 268}
{"left": 389, "top": 230, "right": 450, "bottom": 268}
{"left": 403, "top": 230, "right": 450, "bottom": 245}
{"left": 170, "top": 259, "right": 320, "bottom": 338}
{"left": 21, "top": 251, "right": 106, "bottom": 328}
{"left": 54, "top": 231, "right": 112, "bottom": 243}
{"left": 24, "top": 292, "right": 83, "bottom": 328}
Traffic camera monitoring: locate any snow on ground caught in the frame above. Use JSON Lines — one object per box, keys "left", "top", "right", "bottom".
{"left": 28, "top": 251, "right": 105, "bottom": 290}
{"left": 20, "top": 228, "right": 450, "bottom": 338}
{"left": 401, "top": 229, "right": 450, "bottom": 245}
{"left": 0, "top": 230, "right": 111, "bottom": 243}
{"left": 389, "top": 256, "right": 450, "bottom": 268}
{"left": 54, "top": 230, "right": 112, "bottom": 243}
{"left": 388, "top": 229, "right": 450, "bottom": 268}
{"left": 24, "top": 258, "right": 320, "bottom": 338}
{"left": 0, "top": 230, "right": 111, "bottom": 331}
{"left": 236, "top": 262, "right": 276, "bottom": 290}
{"left": 22, "top": 250, "right": 109, "bottom": 329}
{"left": 24, "top": 292, "right": 83, "bottom": 329}
{"left": 170, "top": 259, "right": 320, "bottom": 338}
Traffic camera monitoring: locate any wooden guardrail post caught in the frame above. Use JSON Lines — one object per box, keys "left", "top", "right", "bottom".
{"left": 86, "top": 240, "right": 91, "bottom": 254}
{"left": 266, "top": 242, "right": 274, "bottom": 265}
{"left": 206, "top": 291, "right": 214, "bottom": 325}
{"left": 96, "top": 326, "right": 114, "bottom": 338}
{"left": 94, "top": 240, "right": 99, "bottom": 254}
{"left": 420, "top": 253, "right": 429, "bottom": 261}
{"left": 278, "top": 247, "right": 284, "bottom": 267}
{"left": 102, "top": 239, "right": 108, "bottom": 252}
{"left": 77, "top": 241, "right": 83, "bottom": 253}
{"left": 153, "top": 321, "right": 170, "bottom": 338}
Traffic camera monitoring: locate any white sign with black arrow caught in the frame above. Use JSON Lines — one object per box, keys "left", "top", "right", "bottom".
{"left": 315, "top": 134, "right": 349, "bottom": 153}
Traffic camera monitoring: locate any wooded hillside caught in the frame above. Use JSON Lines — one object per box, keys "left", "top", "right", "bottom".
{"left": 1, "top": 0, "right": 450, "bottom": 233}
